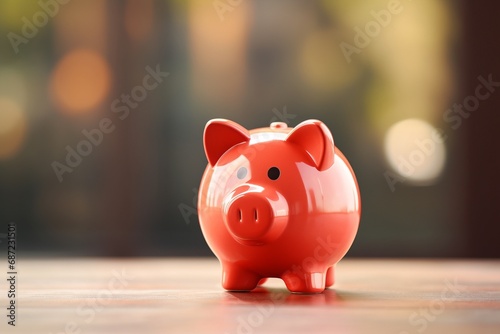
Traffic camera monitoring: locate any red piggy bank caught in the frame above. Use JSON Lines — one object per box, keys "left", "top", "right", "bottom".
{"left": 198, "top": 119, "right": 360, "bottom": 293}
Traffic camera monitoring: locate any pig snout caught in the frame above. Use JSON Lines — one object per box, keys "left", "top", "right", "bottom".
{"left": 223, "top": 187, "right": 288, "bottom": 246}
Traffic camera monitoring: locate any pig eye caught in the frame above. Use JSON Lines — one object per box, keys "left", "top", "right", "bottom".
{"left": 267, "top": 167, "right": 280, "bottom": 180}
{"left": 237, "top": 167, "right": 248, "bottom": 179}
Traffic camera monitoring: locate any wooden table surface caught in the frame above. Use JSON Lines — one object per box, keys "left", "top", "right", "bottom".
{"left": 1, "top": 258, "right": 500, "bottom": 334}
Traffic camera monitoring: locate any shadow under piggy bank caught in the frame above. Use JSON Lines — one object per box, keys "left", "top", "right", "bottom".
{"left": 225, "top": 286, "right": 340, "bottom": 306}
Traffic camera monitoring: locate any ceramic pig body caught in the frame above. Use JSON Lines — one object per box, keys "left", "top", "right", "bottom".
{"left": 198, "top": 119, "right": 360, "bottom": 293}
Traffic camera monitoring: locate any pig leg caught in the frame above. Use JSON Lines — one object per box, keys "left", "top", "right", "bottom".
{"left": 221, "top": 264, "right": 261, "bottom": 291}
{"left": 282, "top": 271, "right": 326, "bottom": 293}
{"left": 304, "top": 272, "right": 326, "bottom": 293}
{"left": 325, "top": 266, "right": 335, "bottom": 288}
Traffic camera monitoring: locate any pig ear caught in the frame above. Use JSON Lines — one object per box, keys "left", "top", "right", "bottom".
{"left": 204, "top": 119, "right": 250, "bottom": 166}
{"left": 285, "top": 120, "right": 335, "bottom": 171}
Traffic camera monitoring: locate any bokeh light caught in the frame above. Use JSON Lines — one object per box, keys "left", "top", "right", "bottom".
{"left": 384, "top": 118, "right": 446, "bottom": 185}
{"left": 50, "top": 49, "right": 111, "bottom": 115}
{"left": 0, "top": 97, "right": 27, "bottom": 159}
{"left": 189, "top": 0, "right": 250, "bottom": 110}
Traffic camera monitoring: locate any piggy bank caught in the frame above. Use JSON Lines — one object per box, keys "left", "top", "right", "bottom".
{"left": 198, "top": 119, "right": 360, "bottom": 293}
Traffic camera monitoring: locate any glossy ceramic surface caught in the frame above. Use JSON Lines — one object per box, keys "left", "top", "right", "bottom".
{"left": 198, "top": 119, "right": 361, "bottom": 293}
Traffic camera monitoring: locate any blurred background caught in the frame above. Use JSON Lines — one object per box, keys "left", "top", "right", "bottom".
{"left": 0, "top": 0, "right": 499, "bottom": 258}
